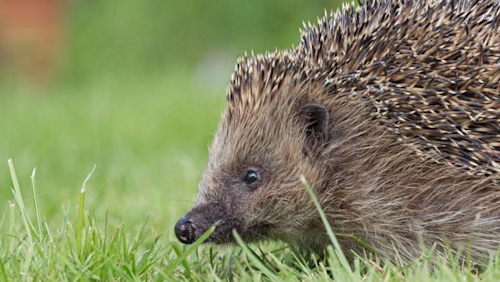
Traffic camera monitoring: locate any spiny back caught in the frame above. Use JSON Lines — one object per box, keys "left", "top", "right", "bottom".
{"left": 295, "top": 0, "right": 500, "bottom": 175}
{"left": 226, "top": 52, "right": 298, "bottom": 116}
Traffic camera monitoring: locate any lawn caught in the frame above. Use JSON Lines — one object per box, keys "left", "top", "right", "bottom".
{"left": 0, "top": 72, "right": 222, "bottom": 228}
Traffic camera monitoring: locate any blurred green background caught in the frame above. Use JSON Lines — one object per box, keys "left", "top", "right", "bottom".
{"left": 0, "top": 0, "right": 340, "bottom": 235}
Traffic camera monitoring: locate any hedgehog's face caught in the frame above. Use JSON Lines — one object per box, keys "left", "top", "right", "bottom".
{"left": 175, "top": 91, "right": 331, "bottom": 245}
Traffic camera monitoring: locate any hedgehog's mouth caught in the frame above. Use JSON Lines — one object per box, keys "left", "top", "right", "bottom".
{"left": 205, "top": 220, "right": 271, "bottom": 244}
{"left": 174, "top": 203, "right": 270, "bottom": 244}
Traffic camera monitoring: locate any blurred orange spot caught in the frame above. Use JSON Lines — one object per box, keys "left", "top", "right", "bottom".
{"left": 0, "top": 0, "right": 64, "bottom": 84}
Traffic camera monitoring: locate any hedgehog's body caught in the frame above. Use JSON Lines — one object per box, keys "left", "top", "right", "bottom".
{"left": 175, "top": 0, "right": 500, "bottom": 263}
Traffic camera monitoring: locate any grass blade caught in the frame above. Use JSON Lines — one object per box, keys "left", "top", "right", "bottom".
{"left": 232, "top": 230, "right": 281, "bottom": 281}
{"left": 77, "top": 164, "right": 97, "bottom": 257}
{"left": 30, "top": 167, "right": 43, "bottom": 241}
{"left": 8, "top": 159, "right": 34, "bottom": 245}
{"left": 172, "top": 242, "right": 192, "bottom": 279}
{"left": 300, "top": 175, "right": 355, "bottom": 279}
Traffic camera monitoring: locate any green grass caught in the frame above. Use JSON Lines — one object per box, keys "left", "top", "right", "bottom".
{"left": 2, "top": 73, "right": 500, "bottom": 280}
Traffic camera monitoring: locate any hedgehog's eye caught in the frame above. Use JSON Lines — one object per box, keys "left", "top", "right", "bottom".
{"left": 243, "top": 170, "right": 260, "bottom": 186}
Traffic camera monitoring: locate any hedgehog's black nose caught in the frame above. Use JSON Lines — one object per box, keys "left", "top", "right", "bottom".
{"left": 175, "top": 216, "right": 196, "bottom": 244}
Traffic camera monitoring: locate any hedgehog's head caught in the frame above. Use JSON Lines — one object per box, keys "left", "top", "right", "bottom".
{"left": 175, "top": 52, "right": 341, "bottom": 246}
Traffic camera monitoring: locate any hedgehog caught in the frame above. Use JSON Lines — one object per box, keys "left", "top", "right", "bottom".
{"left": 175, "top": 0, "right": 500, "bottom": 264}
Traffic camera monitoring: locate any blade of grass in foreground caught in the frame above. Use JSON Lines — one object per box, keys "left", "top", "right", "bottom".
{"left": 30, "top": 167, "right": 43, "bottom": 241}
{"left": 77, "top": 164, "right": 96, "bottom": 257}
{"left": 8, "top": 159, "right": 36, "bottom": 276}
{"left": 233, "top": 230, "right": 281, "bottom": 281}
{"left": 172, "top": 243, "right": 192, "bottom": 279}
{"left": 165, "top": 225, "right": 216, "bottom": 274}
{"left": 300, "top": 175, "right": 355, "bottom": 279}
{"left": 8, "top": 159, "right": 34, "bottom": 245}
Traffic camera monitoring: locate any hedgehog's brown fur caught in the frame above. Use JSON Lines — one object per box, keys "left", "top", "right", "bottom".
{"left": 177, "top": 0, "right": 500, "bottom": 264}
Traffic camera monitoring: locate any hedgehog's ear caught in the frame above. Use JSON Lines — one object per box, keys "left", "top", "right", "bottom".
{"left": 298, "top": 104, "right": 330, "bottom": 152}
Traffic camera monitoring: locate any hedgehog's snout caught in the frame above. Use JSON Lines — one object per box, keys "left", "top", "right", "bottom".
{"left": 175, "top": 216, "right": 196, "bottom": 244}
{"left": 175, "top": 202, "right": 237, "bottom": 244}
